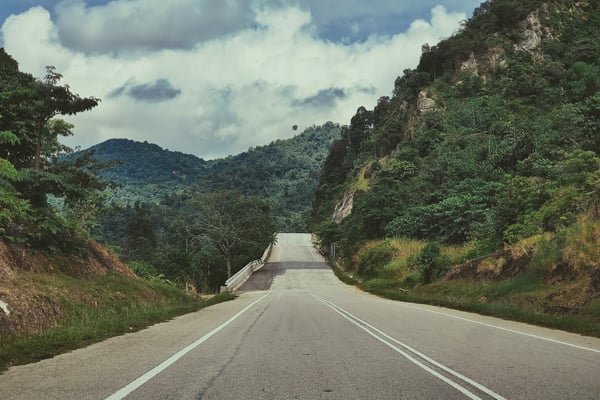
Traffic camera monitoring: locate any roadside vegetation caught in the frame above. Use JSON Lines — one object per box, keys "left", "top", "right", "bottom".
{"left": 325, "top": 216, "right": 600, "bottom": 337}
{"left": 0, "top": 271, "right": 234, "bottom": 372}
{"left": 312, "top": 0, "right": 600, "bottom": 335}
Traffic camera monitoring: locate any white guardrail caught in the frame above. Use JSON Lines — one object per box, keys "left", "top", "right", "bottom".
{"left": 219, "top": 244, "right": 273, "bottom": 293}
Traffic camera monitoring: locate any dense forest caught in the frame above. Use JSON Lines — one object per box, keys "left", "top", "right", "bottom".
{"left": 96, "top": 191, "right": 276, "bottom": 292}
{"left": 85, "top": 122, "right": 340, "bottom": 232}
{"left": 312, "top": 0, "right": 600, "bottom": 287}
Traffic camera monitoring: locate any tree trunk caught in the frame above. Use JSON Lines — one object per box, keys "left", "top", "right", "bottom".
{"left": 34, "top": 125, "right": 42, "bottom": 170}
{"left": 226, "top": 256, "right": 232, "bottom": 279}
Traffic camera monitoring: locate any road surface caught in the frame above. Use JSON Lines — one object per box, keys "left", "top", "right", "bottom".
{"left": 1, "top": 233, "right": 599, "bottom": 399}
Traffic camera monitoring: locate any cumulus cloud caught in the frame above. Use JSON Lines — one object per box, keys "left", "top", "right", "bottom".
{"left": 277, "top": 0, "right": 481, "bottom": 42}
{"left": 1, "top": 2, "right": 469, "bottom": 159}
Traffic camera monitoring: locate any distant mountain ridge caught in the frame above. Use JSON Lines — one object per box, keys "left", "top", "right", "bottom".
{"left": 84, "top": 122, "right": 341, "bottom": 231}
{"left": 88, "top": 138, "right": 208, "bottom": 185}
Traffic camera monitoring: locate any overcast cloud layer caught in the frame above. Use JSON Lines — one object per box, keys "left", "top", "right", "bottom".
{"left": 1, "top": 0, "right": 479, "bottom": 159}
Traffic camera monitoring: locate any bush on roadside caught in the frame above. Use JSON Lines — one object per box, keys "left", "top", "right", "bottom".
{"left": 415, "top": 242, "right": 450, "bottom": 283}
{"left": 356, "top": 240, "right": 395, "bottom": 277}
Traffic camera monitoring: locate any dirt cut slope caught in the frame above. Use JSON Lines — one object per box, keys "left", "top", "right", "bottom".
{"left": 0, "top": 240, "right": 136, "bottom": 337}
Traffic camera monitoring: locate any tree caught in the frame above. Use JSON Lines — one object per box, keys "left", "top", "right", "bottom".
{"left": 125, "top": 202, "right": 157, "bottom": 262}
{"left": 27, "top": 66, "right": 99, "bottom": 170}
{"left": 0, "top": 131, "right": 30, "bottom": 236}
{"left": 0, "top": 50, "right": 104, "bottom": 247}
{"left": 0, "top": 49, "right": 37, "bottom": 168}
{"left": 186, "top": 191, "right": 275, "bottom": 279}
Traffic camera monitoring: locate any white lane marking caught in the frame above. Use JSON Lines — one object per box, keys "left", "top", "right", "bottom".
{"left": 105, "top": 291, "right": 271, "bottom": 400}
{"left": 315, "top": 296, "right": 505, "bottom": 400}
{"left": 404, "top": 305, "right": 600, "bottom": 354}
{"left": 313, "top": 295, "right": 506, "bottom": 400}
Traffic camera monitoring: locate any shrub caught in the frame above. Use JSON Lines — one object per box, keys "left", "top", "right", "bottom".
{"left": 357, "top": 241, "right": 395, "bottom": 277}
{"left": 415, "top": 242, "right": 450, "bottom": 283}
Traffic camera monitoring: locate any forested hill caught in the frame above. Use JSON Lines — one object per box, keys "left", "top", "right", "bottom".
{"left": 86, "top": 122, "right": 340, "bottom": 230}
{"left": 88, "top": 139, "right": 208, "bottom": 185}
{"left": 312, "top": 0, "right": 600, "bottom": 299}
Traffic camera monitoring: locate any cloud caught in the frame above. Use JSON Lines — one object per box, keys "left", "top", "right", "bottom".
{"left": 109, "top": 79, "right": 182, "bottom": 103}
{"left": 1, "top": 3, "right": 469, "bottom": 159}
{"left": 293, "top": 88, "right": 346, "bottom": 108}
{"left": 277, "top": 0, "right": 481, "bottom": 42}
{"left": 54, "top": 0, "right": 255, "bottom": 53}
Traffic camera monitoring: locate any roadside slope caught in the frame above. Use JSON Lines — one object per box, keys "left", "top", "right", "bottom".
{"left": 0, "top": 240, "right": 231, "bottom": 371}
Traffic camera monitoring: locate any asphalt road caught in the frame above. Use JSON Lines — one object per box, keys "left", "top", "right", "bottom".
{"left": 1, "top": 233, "right": 599, "bottom": 399}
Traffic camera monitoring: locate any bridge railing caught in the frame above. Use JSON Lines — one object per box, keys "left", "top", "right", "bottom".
{"left": 220, "top": 243, "right": 273, "bottom": 293}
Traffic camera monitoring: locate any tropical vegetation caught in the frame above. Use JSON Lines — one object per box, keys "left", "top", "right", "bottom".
{"left": 311, "top": 0, "right": 600, "bottom": 324}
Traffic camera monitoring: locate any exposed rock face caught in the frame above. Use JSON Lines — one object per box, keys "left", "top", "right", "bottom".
{"left": 460, "top": 52, "right": 479, "bottom": 74}
{"left": 332, "top": 190, "right": 356, "bottom": 224}
{"left": 445, "top": 249, "right": 532, "bottom": 281}
{"left": 417, "top": 90, "right": 436, "bottom": 113}
{"left": 517, "top": 13, "right": 543, "bottom": 51}
{"left": 488, "top": 46, "right": 507, "bottom": 69}
{"left": 516, "top": 11, "right": 553, "bottom": 53}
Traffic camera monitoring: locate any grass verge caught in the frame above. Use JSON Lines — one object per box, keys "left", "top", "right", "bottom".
{"left": 328, "top": 259, "right": 600, "bottom": 338}
{"left": 0, "top": 273, "right": 235, "bottom": 372}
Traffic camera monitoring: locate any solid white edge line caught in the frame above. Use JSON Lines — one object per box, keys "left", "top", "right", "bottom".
{"left": 105, "top": 291, "right": 271, "bottom": 400}
{"left": 312, "top": 295, "right": 487, "bottom": 400}
{"left": 405, "top": 305, "right": 600, "bottom": 354}
{"left": 315, "top": 295, "right": 506, "bottom": 400}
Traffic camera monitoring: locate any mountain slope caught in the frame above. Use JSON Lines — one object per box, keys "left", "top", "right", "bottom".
{"left": 314, "top": 0, "right": 599, "bottom": 247}
{"left": 88, "top": 139, "right": 208, "bottom": 186}
{"left": 86, "top": 122, "right": 341, "bottom": 231}
{"left": 311, "top": 0, "right": 600, "bottom": 324}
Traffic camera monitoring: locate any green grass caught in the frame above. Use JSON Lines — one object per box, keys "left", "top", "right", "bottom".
{"left": 0, "top": 273, "right": 234, "bottom": 372}
{"left": 328, "top": 260, "right": 600, "bottom": 338}
{"left": 480, "top": 269, "right": 546, "bottom": 299}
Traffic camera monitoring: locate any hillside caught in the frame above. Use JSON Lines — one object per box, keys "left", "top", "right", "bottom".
{"left": 88, "top": 139, "right": 208, "bottom": 186}
{"left": 86, "top": 122, "right": 341, "bottom": 231}
{"left": 0, "top": 240, "right": 134, "bottom": 337}
{"left": 0, "top": 238, "right": 232, "bottom": 370}
{"left": 311, "top": 0, "right": 600, "bottom": 329}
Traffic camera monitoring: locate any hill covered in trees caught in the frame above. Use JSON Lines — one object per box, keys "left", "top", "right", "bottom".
{"left": 86, "top": 122, "right": 340, "bottom": 231}
{"left": 311, "top": 0, "right": 600, "bottom": 326}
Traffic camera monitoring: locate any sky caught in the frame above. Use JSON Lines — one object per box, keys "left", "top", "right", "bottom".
{"left": 0, "top": 0, "right": 481, "bottom": 159}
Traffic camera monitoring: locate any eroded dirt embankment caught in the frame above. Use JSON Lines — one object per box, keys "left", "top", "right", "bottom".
{"left": 0, "top": 240, "right": 135, "bottom": 336}
{"left": 444, "top": 247, "right": 600, "bottom": 314}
